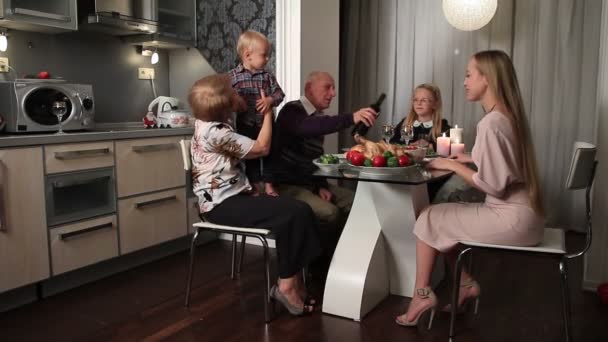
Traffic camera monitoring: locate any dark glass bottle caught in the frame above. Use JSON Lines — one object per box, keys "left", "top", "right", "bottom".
{"left": 351, "top": 93, "right": 386, "bottom": 137}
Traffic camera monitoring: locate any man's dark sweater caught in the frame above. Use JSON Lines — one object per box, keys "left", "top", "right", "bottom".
{"left": 268, "top": 99, "right": 355, "bottom": 189}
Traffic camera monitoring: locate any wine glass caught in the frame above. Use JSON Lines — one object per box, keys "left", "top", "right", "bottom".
{"left": 52, "top": 101, "right": 68, "bottom": 135}
{"left": 401, "top": 125, "right": 414, "bottom": 145}
{"left": 381, "top": 124, "right": 394, "bottom": 143}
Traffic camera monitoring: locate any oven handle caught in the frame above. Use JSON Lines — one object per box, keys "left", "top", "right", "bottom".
{"left": 53, "top": 176, "right": 111, "bottom": 189}
{"left": 132, "top": 143, "right": 176, "bottom": 153}
{"left": 0, "top": 160, "right": 6, "bottom": 232}
{"left": 54, "top": 148, "right": 111, "bottom": 160}
{"left": 134, "top": 195, "right": 177, "bottom": 209}
{"left": 59, "top": 222, "right": 114, "bottom": 241}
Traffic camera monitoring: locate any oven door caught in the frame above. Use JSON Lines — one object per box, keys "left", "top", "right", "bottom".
{"left": 45, "top": 167, "right": 116, "bottom": 227}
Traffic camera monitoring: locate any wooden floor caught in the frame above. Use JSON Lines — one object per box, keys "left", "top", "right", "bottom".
{"left": 1, "top": 232, "right": 607, "bottom": 342}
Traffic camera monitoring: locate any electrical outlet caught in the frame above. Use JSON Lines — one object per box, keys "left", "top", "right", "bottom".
{"left": 138, "top": 67, "right": 155, "bottom": 80}
{"left": 0, "top": 57, "right": 8, "bottom": 73}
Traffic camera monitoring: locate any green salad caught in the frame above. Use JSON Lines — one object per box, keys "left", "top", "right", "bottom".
{"left": 318, "top": 154, "right": 340, "bottom": 164}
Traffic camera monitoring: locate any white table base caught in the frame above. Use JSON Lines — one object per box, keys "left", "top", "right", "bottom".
{"left": 322, "top": 181, "right": 444, "bottom": 320}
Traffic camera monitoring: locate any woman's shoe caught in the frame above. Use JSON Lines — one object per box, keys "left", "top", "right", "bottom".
{"left": 442, "top": 279, "right": 481, "bottom": 314}
{"left": 270, "top": 285, "right": 313, "bottom": 316}
{"left": 395, "top": 287, "right": 438, "bottom": 330}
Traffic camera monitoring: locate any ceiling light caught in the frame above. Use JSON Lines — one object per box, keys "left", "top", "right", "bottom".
{"left": 151, "top": 51, "right": 159, "bottom": 64}
{"left": 442, "top": 0, "right": 498, "bottom": 31}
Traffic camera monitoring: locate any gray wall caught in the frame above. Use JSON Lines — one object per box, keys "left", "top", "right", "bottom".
{"left": 169, "top": 48, "right": 215, "bottom": 109}
{"left": 0, "top": 30, "right": 170, "bottom": 123}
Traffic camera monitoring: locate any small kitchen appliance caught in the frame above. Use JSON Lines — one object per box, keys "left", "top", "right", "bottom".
{"left": 147, "top": 96, "right": 192, "bottom": 128}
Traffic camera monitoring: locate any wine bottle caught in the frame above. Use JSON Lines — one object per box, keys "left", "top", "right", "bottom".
{"left": 351, "top": 93, "right": 386, "bottom": 137}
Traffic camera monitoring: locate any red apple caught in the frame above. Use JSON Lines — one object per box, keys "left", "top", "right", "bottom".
{"left": 350, "top": 153, "right": 365, "bottom": 166}
{"left": 372, "top": 155, "right": 386, "bottom": 167}
{"left": 398, "top": 155, "right": 411, "bottom": 167}
{"left": 37, "top": 71, "right": 50, "bottom": 79}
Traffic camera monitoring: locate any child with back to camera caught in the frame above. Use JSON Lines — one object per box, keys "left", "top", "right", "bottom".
{"left": 229, "top": 30, "right": 285, "bottom": 197}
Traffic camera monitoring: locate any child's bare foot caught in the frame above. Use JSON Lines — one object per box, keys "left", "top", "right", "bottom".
{"left": 264, "top": 182, "right": 279, "bottom": 197}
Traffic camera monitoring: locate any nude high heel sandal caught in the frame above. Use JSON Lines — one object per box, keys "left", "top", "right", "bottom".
{"left": 395, "top": 287, "right": 438, "bottom": 330}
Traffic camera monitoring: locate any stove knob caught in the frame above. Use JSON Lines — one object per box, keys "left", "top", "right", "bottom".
{"left": 82, "top": 97, "right": 94, "bottom": 110}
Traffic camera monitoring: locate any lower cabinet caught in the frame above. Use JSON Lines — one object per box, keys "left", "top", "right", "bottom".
{"left": 0, "top": 147, "right": 49, "bottom": 293}
{"left": 50, "top": 215, "right": 119, "bottom": 275}
{"left": 119, "top": 188, "right": 187, "bottom": 254}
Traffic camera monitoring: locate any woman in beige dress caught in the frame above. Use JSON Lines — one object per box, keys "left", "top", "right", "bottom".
{"left": 396, "top": 50, "right": 545, "bottom": 327}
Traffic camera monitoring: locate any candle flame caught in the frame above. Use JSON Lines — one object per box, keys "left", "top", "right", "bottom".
{"left": 455, "top": 124, "right": 458, "bottom": 128}
{"left": 442, "top": 132, "right": 446, "bottom": 137}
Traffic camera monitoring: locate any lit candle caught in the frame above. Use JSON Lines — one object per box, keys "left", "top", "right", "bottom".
{"left": 437, "top": 132, "right": 451, "bottom": 157}
{"left": 450, "top": 124, "right": 463, "bottom": 144}
{"left": 451, "top": 142, "right": 465, "bottom": 156}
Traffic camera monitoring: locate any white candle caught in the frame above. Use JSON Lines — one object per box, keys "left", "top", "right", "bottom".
{"left": 451, "top": 143, "right": 465, "bottom": 156}
{"left": 437, "top": 133, "right": 451, "bottom": 157}
{"left": 450, "top": 124, "right": 463, "bottom": 144}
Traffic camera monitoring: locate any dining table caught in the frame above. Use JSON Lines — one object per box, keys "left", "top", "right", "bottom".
{"left": 313, "top": 163, "right": 452, "bottom": 321}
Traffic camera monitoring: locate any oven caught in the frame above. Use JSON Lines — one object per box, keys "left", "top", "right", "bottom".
{"left": 0, "top": 80, "right": 95, "bottom": 132}
{"left": 45, "top": 167, "right": 116, "bottom": 227}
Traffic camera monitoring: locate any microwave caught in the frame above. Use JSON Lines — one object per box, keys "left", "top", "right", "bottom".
{"left": 0, "top": 80, "right": 95, "bottom": 132}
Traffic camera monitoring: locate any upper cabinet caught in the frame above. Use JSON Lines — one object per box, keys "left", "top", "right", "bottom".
{"left": 122, "top": 0, "right": 196, "bottom": 49}
{"left": 0, "top": 0, "right": 78, "bottom": 33}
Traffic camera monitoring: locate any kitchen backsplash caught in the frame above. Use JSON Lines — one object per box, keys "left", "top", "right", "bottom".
{"left": 0, "top": 30, "right": 170, "bottom": 123}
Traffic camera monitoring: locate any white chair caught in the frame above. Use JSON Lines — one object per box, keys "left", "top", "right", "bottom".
{"left": 448, "top": 142, "right": 598, "bottom": 342}
{"left": 179, "top": 139, "right": 273, "bottom": 323}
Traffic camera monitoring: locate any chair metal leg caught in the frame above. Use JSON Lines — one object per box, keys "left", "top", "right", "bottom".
{"left": 237, "top": 235, "right": 246, "bottom": 275}
{"left": 449, "top": 247, "right": 472, "bottom": 340}
{"left": 559, "top": 257, "right": 572, "bottom": 342}
{"left": 230, "top": 234, "right": 237, "bottom": 279}
{"left": 185, "top": 228, "right": 201, "bottom": 307}
{"left": 257, "top": 236, "right": 272, "bottom": 323}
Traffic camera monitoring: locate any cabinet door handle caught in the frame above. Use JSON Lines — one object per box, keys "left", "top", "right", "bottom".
{"left": 134, "top": 195, "right": 177, "bottom": 209}
{"left": 0, "top": 160, "right": 6, "bottom": 232}
{"left": 52, "top": 176, "right": 110, "bottom": 189}
{"left": 59, "top": 222, "right": 114, "bottom": 241}
{"left": 131, "top": 143, "right": 176, "bottom": 153}
{"left": 54, "top": 148, "right": 111, "bottom": 160}
{"left": 12, "top": 8, "right": 71, "bottom": 22}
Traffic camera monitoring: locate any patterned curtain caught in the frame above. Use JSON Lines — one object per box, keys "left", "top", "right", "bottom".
{"left": 197, "top": 0, "right": 276, "bottom": 73}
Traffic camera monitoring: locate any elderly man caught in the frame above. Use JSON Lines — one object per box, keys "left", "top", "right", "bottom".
{"left": 269, "top": 71, "right": 377, "bottom": 252}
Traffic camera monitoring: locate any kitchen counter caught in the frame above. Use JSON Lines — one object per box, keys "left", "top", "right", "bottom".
{"left": 0, "top": 123, "right": 194, "bottom": 148}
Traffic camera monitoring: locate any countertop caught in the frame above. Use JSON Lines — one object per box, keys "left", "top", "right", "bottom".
{"left": 0, "top": 123, "right": 194, "bottom": 148}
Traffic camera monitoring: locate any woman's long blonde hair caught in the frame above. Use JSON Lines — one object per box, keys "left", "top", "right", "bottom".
{"left": 404, "top": 83, "right": 444, "bottom": 140}
{"left": 474, "top": 50, "right": 545, "bottom": 216}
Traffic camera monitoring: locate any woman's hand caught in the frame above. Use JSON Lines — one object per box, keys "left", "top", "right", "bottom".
{"left": 426, "top": 157, "right": 456, "bottom": 171}
{"left": 256, "top": 90, "right": 274, "bottom": 114}
{"left": 450, "top": 153, "right": 473, "bottom": 164}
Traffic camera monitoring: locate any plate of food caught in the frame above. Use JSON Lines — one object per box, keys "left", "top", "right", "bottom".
{"left": 313, "top": 154, "right": 346, "bottom": 171}
{"left": 346, "top": 163, "right": 418, "bottom": 176}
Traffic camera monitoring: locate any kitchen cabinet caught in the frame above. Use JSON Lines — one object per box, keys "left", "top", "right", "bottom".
{"left": 0, "top": 0, "right": 78, "bottom": 33}
{"left": 115, "top": 136, "right": 185, "bottom": 197}
{"left": 44, "top": 141, "right": 114, "bottom": 174}
{"left": 49, "top": 215, "right": 118, "bottom": 275}
{"left": 0, "top": 147, "right": 49, "bottom": 293}
{"left": 118, "top": 188, "right": 187, "bottom": 254}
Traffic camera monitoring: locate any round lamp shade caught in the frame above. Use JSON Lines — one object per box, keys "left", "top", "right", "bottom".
{"left": 442, "top": 0, "right": 498, "bottom": 31}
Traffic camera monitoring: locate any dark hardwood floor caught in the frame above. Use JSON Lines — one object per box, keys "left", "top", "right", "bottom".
{"left": 1, "top": 232, "right": 607, "bottom": 342}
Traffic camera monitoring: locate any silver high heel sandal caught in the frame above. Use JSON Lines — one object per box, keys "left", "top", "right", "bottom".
{"left": 443, "top": 279, "right": 481, "bottom": 314}
{"left": 395, "top": 287, "right": 438, "bottom": 330}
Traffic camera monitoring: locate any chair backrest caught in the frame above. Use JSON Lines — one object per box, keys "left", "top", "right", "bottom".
{"left": 564, "top": 141, "right": 598, "bottom": 259}
{"left": 179, "top": 139, "right": 192, "bottom": 171}
{"left": 566, "top": 142, "right": 597, "bottom": 190}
